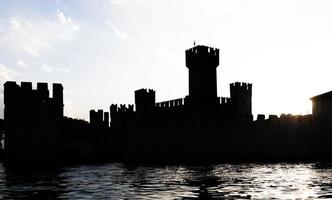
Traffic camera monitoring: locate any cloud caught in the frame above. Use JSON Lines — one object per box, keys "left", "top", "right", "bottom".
{"left": 17, "top": 59, "right": 27, "bottom": 67}
{"left": 55, "top": 67, "right": 70, "bottom": 73}
{"left": 65, "top": 89, "right": 87, "bottom": 96}
{"left": 40, "top": 64, "right": 70, "bottom": 73}
{"left": 41, "top": 64, "right": 55, "bottom": 72}
{"left": 9, "top": 18, "right": 24, "bottom": 34}
{"left": 56, "top": 9, "right": 79, "bottom": 31}
{"left": 107, "top": 0, "right": 150, "bottom": 6}
{"left": 24, "top": 46, "right": 40, "bottom": 57}
{"left": 56, "top": 10, "right": 80, "bottom": 39}
{"left": 57, "top": 10, "right": 68, "bottom": 24}
{"left": 0, "top": 11, "right": 80, "bottom": 58}
{"left": 106, "top": 20, "right": 129, "bottom": 40}
{"left": 109, "top": 0, "right": 129, "bottom": 5}
{"left": 0, "top": 64, "right": 19, "bottom": 81}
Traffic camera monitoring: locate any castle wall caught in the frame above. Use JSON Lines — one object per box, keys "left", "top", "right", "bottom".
{"left": 4, "top": 81, "right": 64, "bottom": 163}
{"left": 3, "top": 81, "right": 99, "bottom": 164}
{"left": 3, "top": 44, "right": 332, "bottom": 163}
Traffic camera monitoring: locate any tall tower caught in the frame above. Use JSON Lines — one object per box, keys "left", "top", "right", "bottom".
{"left": 185, "top": 45, "right": 219, "bottom": 106}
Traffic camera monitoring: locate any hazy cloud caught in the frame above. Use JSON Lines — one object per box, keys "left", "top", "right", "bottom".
{"left": 41, "top": 64, "right": 55, "bottom": 72}
{"left": 109, "top": 0, "right": 129, "bottom": 5}
{"left": 65, "top": 89, "right": 87, "bottom": 96}
{"left": 10, "top": 18, "right": 24, "bottom": 34}
{"left": 57, "top": 10, "right": 67, "bottom": 24}
{"left": 41, "top": 64, "right": 70, "bottom": 73}
{"left": 17, "top": 59, "right": 27, "bottom": 67}
{"left": 24, "top": 46, "right": 40, "bottom": 57}
{"left": 107, "top": 0, "right": 150, "bottom": 6}
{"left": 106, "top": 20, "right": 129, "bottom": 40}
{"left": 57, "top": 9, "right": 79, "bottom": 30}
{"left": 55, "top": 67, "right": 70, "bottom": 73}
{"left": 0, "top": 10, "right": 80, "bottom": 58}
{"left": 0, "top": 64, "right": 19, "bottom": 81}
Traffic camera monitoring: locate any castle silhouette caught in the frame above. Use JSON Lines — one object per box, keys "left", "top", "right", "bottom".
{"left": 1, "top": 45, "right": 331, "bottom": 164}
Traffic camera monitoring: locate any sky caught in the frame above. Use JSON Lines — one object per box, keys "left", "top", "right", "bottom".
{"left": 0, "top": 0, "right": 332, "bottom": 120}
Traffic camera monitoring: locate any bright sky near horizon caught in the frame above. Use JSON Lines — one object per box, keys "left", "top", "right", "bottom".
{"left": 0, "top": 0, "right": 332, "bottom": 120}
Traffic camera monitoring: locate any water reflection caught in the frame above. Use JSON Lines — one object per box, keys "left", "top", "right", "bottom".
{"left": 0, "top": 163, "right": 331, "bottom": 199}
{"left": 1, "top": 167, "right": 65, "bottom": 199}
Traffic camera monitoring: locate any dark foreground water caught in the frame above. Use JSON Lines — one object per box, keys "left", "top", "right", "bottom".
{"left": 0, "top": 163, "right": 332, "bottom": 199}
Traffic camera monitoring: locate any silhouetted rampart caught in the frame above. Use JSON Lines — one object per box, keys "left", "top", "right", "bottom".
{"left": 3, "top": 82, "right": 109, "bottom": 164}
{"left": 2, "top": 44, "right": 332, "bottom": 164}
{"left": 4, "top": 81, "right": 64, "bottom": 164}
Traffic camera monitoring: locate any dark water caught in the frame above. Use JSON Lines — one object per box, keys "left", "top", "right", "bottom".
{"left": 0, "top": 163, "right": 332, "bottom": 199}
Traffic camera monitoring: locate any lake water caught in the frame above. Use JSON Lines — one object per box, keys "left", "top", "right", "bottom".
{"left": 0, "top": 163, "right": 331, "bottom": 199}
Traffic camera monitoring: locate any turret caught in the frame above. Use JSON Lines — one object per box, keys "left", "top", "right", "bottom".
{"left": 230, "top": 82, "right": 252, "bottom": 120}
{"left": 135, "top": 88, "right": 155, "bottom": 115}
{"left": 90, "top": 109, "right": 108, "bottom": 127}
{"left": 3, "top": 81, "right": 65, "bottom": 163}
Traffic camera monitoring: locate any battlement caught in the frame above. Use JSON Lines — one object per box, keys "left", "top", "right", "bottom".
{"left": 4, "top": 81, "right": 63, "bottom": 105}
{"left": 135, "top": 88, "right": 156, "bottom": 114}
{"left": 4, "top": 81, "right": 63, "bottom": 91}
{"left": 230, "top": 82, "right": 252, "bottom": 102}
{"left": 185, "top": 45, "right": 219, "bottom": 68}
{"left": 135, "top": 88, "right": 155, "bottom": 95}
{"left": 135, "top": 89, "right": 155, "bottom": 103}
{"left": 218, "top": 97, "right": 232, "bottom": 105}
{"left": 89, "top": 109, "right": 109, "bottom": 127}
{"left": 110, "top": 104, "right": 134, "bottom": 113}
{"left": 21, "top": 82, "right": 32, "bottom": 90}
{"left": 257, "top": 114, "right": 266, "bottom": 121}
{"left": 155, "top": 98, "right": 184, "bottom": 108}
{"left": 4, "top": 81, "right": 64, "bottom": 124}
{"left": 230, "top": 82, "right": 252, "bottom": 91}
{"left": 4, "top": 81, "right": 62, "bottom": 93}
{"left": 254, "top": 113, "right": 313, "bottom": 127}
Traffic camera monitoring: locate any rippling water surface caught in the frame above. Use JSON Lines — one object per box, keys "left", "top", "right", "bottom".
{"left": 0, "top": 163, "right": 332, "bottom": 199}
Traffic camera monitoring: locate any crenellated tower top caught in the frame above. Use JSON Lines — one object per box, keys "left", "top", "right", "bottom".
{"left": 185, "top": 45, "right": 219, "bottom": 69}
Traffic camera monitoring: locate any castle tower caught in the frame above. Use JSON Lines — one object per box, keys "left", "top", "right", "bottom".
{"left": 135, "top": 89, "right": 155, "bottom": 115}
{"left": 3, "top": 81, "right": 65, "bottom": 163}
{"left": 185, "top": 45, "right": 219, "bottom": 106}
{"left": 230, "top": 82, "right": 252, "bottom": 120}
